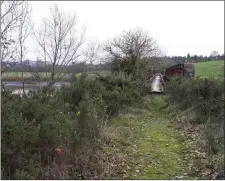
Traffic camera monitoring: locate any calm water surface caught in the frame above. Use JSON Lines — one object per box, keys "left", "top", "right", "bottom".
{"left": 3, "top": 81, "right": 70, "bottom": 95}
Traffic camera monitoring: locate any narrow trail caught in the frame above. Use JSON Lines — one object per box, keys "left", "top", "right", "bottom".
{"left": 103, "top": 95, "right": 196, "bottom": 179}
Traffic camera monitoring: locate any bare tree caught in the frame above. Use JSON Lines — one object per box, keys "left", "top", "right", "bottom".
{"left": 1, "top": 0, "right": 25, "bottom": 66}
{"left": 210, "top": 51, "right": 219, "bottom": 61}
{"left": 1, "top": 0, "right": 30, "bottom": 93}
{"left": 83, "top": 41, "right": 100, "bottom": 72}
{"left": 103, "top": 27, "right": 162, "bottom": 76}
{"left": 17, "top": 1, "right": 32, "bottom": 93}
{"left": 33, "top": 4, "right": 85, "bottom": 86}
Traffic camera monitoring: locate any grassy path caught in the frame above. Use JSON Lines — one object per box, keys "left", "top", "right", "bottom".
{"left": 103, "top": 95, "right": 194, "bottom": 179}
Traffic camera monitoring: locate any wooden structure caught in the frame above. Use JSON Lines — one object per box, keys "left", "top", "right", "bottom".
{"left": 147, "top": 63, "right": 195, "bottom": 93}
{"left": 164, "top": 62, "right": 195, "bottom": 78}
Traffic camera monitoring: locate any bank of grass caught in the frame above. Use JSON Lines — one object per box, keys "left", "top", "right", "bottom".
{"left": 195, "top": 60, "right": 224, "bottom": 77}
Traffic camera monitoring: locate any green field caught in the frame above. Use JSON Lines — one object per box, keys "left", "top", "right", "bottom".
{"left": 2, "top": 60, "right": 224, "bottom": 81}
{"left": 2, "top": 70, "right": 110, "bottom": 81}
{"left": 195, "top": 60, "right": 224, "bottom": 77}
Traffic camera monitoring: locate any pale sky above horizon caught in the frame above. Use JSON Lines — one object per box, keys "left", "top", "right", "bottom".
{"left": 25, "top": 1, "right": 224, "bottom": 60}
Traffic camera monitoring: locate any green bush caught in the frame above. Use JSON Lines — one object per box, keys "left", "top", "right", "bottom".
{"left": 1, "top": 72, "right": 145, "bottom": 179}
{"left": 165, "top": 77, "right": 224, "bottom": 119}
{"left": 1, "top": 87, "right": 104, "bottom": 179}
{"left": 57, "top": 72, "right": 144, "bottom": 117}
{"left": 1, "top": 93, "right": 74, "bottom": 179}
{"left": 96, "top": 72, "right": 144, "bottom": 116}
{"left": 164, "top": 77, "right": 224, "bottom": 154}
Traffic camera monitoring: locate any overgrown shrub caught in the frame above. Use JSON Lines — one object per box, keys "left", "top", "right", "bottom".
{"left": 2, "top": 92, "right": 73, "bottom": 179}
{"left": 57, "top": 72, "right": 144, "bottom": 117}
{"left": 96, "top": 72, "right": 144, "bottom": 115}
{"left": 165, "top": 77, "right": 224, "bottom": 119}
{"left": 1, "top": 87, "right": 105, "bottom": 179}
{"left": 164, "top": 77, "right": 224, "bottom": 154}
{"left": 1, "top": 72, "right": 145, "bottom": 179}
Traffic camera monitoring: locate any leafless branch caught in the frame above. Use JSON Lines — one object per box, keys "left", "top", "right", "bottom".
{"left": 1, "top": 0, "right": 29, "bottom": 75}
{"left": 103, "top": 27, "right": 162, "bottom": 75}
{"left": 34, "top": 4, "right": 85, "bottom": 86}
{"left": 104, "top": 28, "right": 161, "bottom": 61}
{"left": 17, "top": 1, "right": 32, "bottom": 93}
{"left": 82, "top": 41, "right": 100, "bottom": 72}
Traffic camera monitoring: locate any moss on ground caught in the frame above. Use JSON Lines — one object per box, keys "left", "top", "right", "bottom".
{"left": 103, "top": 95, "right": 193, "bottom": 179}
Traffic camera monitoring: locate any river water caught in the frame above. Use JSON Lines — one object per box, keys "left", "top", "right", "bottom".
{"left": 2, "top": 81, "right": 70, "bottom": 95}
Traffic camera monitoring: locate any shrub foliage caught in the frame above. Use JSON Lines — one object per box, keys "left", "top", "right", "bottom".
{"left": 1, "top": 72, "right": 144, "bottom": 179}
{"left": 164, "top": 77, "right": 224, "bottom": 154}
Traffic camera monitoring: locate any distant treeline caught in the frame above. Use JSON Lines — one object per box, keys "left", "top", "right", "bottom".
{"left": 4, "top": 62, "right": 112, "bottom": 73}
{"left": 3, "top": 53, "right": 224, "bottom": 73}
{"left": 166, "top": 53, "right": 224, "bottom": 64}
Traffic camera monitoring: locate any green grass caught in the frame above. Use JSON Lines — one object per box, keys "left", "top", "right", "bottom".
{"left": 195, "top": 60, "right": 224, "bottom": 77}
{"left": 102, "top": 95, "right": 193, "bottom": 179}
{"left": 2, "top": 70, "right": 110, "bottom": 81}
{"left": 3, "top": 60, "right": 224, "bottom": 80}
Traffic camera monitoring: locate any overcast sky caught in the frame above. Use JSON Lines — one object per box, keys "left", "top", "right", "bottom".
{"left": 26, "top": 1, "right": 224, "bottom": 60}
